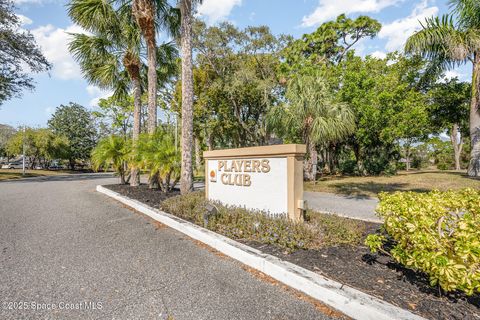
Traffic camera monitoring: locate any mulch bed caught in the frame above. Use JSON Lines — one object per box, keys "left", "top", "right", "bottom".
{"left": 241, "top": 239, "right": 479, "bottom": 320}
{"left": 104, "top": 184, "right": 180, "bottom": 210}
{"left": 103, "top": 184, "right": 480, "bottom": 320}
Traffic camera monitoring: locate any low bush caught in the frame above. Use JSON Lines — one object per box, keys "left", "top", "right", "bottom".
{"left": 365, "top": 189, "right": 480, "bottom": 295}
{"left": 161, "top": 192, "right": 366, "bottom": 251}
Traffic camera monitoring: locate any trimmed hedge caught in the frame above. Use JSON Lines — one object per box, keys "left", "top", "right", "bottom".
{"left": 366, "top": 189, "right": 480, "bottom": 295}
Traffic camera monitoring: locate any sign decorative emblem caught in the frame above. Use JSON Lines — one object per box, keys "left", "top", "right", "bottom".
{"left": 209, "top": 169, "right": 217, "bottom": 182}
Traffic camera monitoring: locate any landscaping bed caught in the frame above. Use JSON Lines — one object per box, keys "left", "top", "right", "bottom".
{"left": 105, "top": 184, "right": 180, "bottom": 209}
{"left": 103, "top": 185, "right": 479, "bottom": 320}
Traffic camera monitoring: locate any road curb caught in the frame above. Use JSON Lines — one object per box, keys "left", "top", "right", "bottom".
{"left": 96, "top": 185, "right": 425, "bottom": 320}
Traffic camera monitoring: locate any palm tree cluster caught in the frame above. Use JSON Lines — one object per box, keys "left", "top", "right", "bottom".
{"left": 91, "top": 129, "right": 179, "bottom": 192}
{"left": 406, "top": 0, "right": 480, "bottom": 176}
{"left": 68, "top": 0, "right": 197, "bottom": 189}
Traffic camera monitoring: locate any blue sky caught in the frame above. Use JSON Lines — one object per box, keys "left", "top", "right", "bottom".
{"left": 1, "top": 0, "right": 470, "bottom": 127}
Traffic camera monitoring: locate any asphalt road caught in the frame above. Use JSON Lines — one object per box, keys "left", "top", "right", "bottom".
{"left": 0, "top": 174, "right": 334, "bottom": 320}
{"left": 304, "top": 191, "right": 380, "bottom": 223}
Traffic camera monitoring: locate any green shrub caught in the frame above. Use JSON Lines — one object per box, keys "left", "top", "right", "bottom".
{"left": 307, "top": 210, "right": 366, "bottom": 246}
{"left": 132, "top": 128, "right": 180, "bottom": 192}
{"left": 365, "top": 189, "right": 480, "bottom": 295}
{"left": 162, "top": 192, "right": 365, "bottom": 251}
{"left": 91, "top": 135, "right": 130, "bottom": 184}
{"left": 339, "top": 159, "right": 358, "bottom": 175}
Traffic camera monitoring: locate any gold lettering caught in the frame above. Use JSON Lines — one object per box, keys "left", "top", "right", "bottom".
{"left": 218, "top": 161, "right": 225, "bottom": 171}
{"left": 234, "top": 174, "right": 242, "bottom": 185}
{"left": 244, "top": 160, "right": 251, "bottom": 172}
{"left": 244, "top": 174, "right": 251, "bottom": 186}
{"left": 261, "top": 159, "right": 270, "bottom": 173}
{"left": 232, "top": 160, "right": 242, "bottom": 172}
{"left": 221, "top": 173, "right": 228, "bottom": 184}
{"left": 238, "top": 160, "right": 244, "bottom": 172}
{"left": 252, "top": 160, "right": 261, "bottom": 173}
{"left": 224, "top": 161, "right": 232, "bottom": 172}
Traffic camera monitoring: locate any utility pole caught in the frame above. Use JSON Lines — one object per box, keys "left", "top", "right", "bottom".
{"left": 22, "top": 125, "right": 25, "bottom": 176}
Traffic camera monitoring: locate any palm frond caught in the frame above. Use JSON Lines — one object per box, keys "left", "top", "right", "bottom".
{"left": 449, "top": 0, "right": 480, "bottom": 29}
{"left": 68, "top": 0, "right": 120, "bottom": 34}
{"left": 69, "top": 33, "right": 122, "bottom": 88}
{"left": 405, "top": 14, "right": 475, "bottom": 68}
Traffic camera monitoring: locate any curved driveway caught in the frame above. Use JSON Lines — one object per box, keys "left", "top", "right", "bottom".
{"left": 0, "top": 174, "right": 334, "bottom": 320}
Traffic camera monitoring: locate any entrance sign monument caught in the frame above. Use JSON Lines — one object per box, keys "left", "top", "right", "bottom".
{"left": 204, "top": 144, "right": 306, "bottom": 221}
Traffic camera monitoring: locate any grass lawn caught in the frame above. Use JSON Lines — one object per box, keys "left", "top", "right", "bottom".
{"left": 304, "top": 169, "right": 480, "bottom": 198}
{"left": 0, "top": 169, "right": 76, "bottom": 181}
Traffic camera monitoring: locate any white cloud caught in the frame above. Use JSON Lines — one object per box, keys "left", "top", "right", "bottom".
{"left": 86, "top": 85, "right": 112, "bottom": 107}
{"left": 16, "top": 14, "right": 32, "bottom": 26}
{"left": 30, "top": 24, "right": 87, "bottom": 80}
{"left": 44, "top": 106, "right": 54, "bottom": 116}
{"left": 13, "top": 0, "right": 44, "bottom": 4}
{"left": 371, "top": 50, "right": 387, "bottom": 59}
{"left": 438, "top": 70, "right": 470, "bottom": 83}
{"left": 444, "top": 70, "right": 462, "bottom": 80}
{"left": 197, "top": 0, "right": 242, "bottom": 24}
{"left": 302, "top": 0, "right": 403, "bottom": 27}
{"left": 378, "top": 0, "right": 438, "bottom": 51}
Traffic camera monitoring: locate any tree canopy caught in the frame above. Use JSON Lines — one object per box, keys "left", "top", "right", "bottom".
{"left": 48, "top": 102, "right": 97, "bottom": 169}
{"left": 0, "top": 0, "right": 51, "bottom": 105}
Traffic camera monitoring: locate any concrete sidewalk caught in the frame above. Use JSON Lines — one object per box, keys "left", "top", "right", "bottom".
{"left": 304, "top": 191, "right": 380, "bottom": 223}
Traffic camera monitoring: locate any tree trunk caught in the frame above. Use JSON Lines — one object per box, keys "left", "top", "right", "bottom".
{"left": 146, "top": 36, "right": 157, "bottom": 133}
{"left": 129, "top": 63, "right": 142, "bottom": 186}
{"left": 468, "top": 52, "right": 480, "bottom": 176}
{"left": 149, "top": 173, "right": 159, "bottom": 189}
{"left": 120, "top": 164, "right": 126, "bottom": 185}
{"left": 207, "top": 129, "right": 214, "bottom": 151}
{"left": 180, "top": 0, "right": 194, "bottom": 194}
{"left": 194, "top": 135, "right": 201, "bottom": 171}
{"left": 352, "top": 142, "right": 365, "bottom": 175}
{"left": 132, "top": 0, "right": 157, "bottom": 134}
{"left": 304, "top": 138, "right": 317, "bottom": 181}
{"left": 450, "top": 123, "right": 463, "bottom": 171}
{"left": 405, "top": 145, "right": 411, "bottom": 171}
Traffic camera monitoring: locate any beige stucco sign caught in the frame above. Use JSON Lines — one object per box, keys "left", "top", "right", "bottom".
{"left": 203, "top": 144, "right": 306, "bottom": 221}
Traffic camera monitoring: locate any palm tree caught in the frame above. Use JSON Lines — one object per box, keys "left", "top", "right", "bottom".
{"left": 68, "top": 0, "right": 143, "bottom": 186}
{"left": 268, "top": 73, "right": 355, "bottom": 181}
{"left": 178, "top": 0, "right": 201, "bottom": 194}
{"left": 131, "top": 0, "right": 179, "bottom": 134}
{"left": 405, "top": 0, "right": 480, "bottom": 176}
{"left": 91, "top": 135, "right": 131, "bottom": 184}
{"left": 132, "top": 129, "right": 180, "bottom": 192}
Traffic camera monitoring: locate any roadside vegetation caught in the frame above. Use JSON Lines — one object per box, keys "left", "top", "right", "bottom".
{"left": 366, "top": 189, "right": 480, "bottom": 296}
{"left": 161, "top": 191, "right": 366, "bottom": 251}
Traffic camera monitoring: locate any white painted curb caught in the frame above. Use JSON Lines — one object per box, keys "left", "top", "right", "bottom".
{"left": 96, "top": 185, "right": 425, "bottom": 320}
